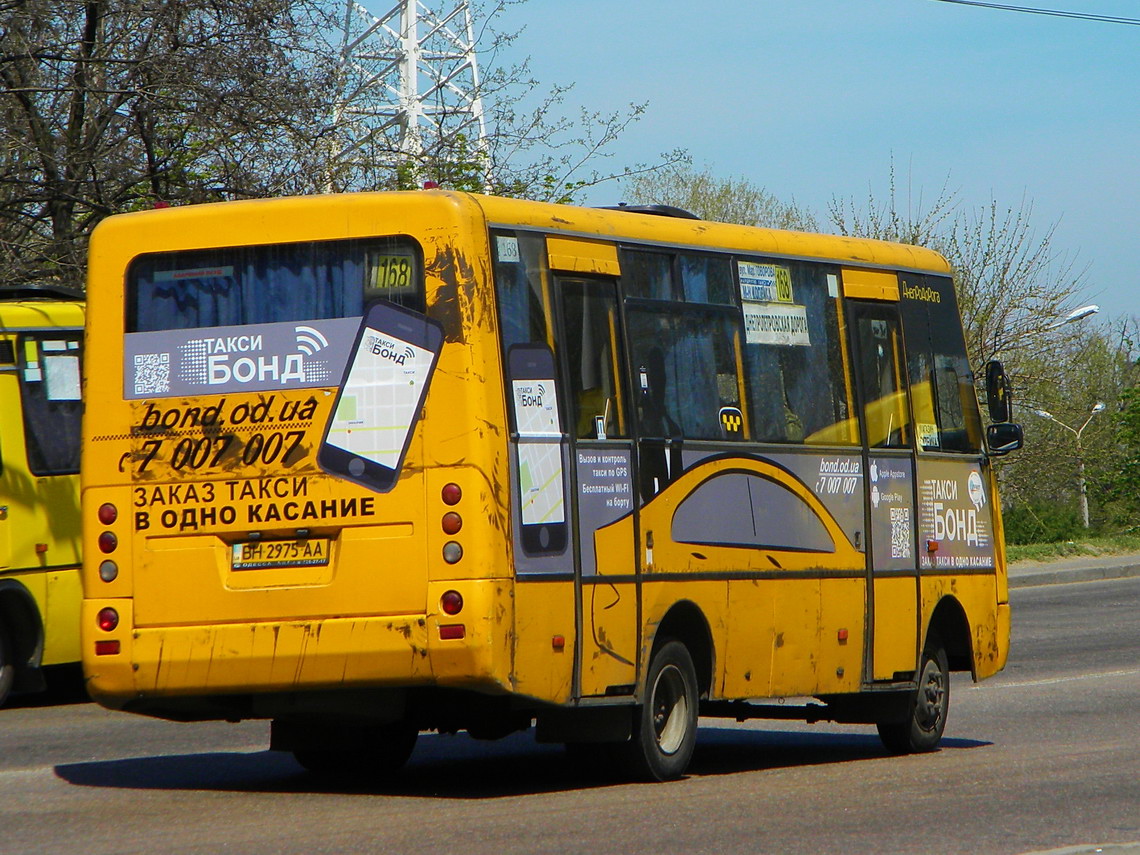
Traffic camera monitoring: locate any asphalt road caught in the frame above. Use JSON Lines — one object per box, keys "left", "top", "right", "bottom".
{"left": 2, "top": 576, "right": 1138, "bottom": 855}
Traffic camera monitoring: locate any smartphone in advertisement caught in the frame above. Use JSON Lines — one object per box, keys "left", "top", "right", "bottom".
{"left": 508, "top": 344, "right": 568, "bottom": 555}
{"left": 318, "top": 301, "right": 443, "bottom": 493}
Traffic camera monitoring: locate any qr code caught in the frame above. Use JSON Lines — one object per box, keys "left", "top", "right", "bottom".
{"left": 133, "top": 352, "right": 171, "bottom": 395}
{"left": 889, "top": 506, "right": 911, "bottom": 559}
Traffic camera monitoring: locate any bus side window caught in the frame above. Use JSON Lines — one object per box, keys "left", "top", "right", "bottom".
{"left": 740, "top": 261, "right": 857, "bottom": 446}
{"left": 626, "top": 309, "right": 740, "bottom": 441}
{"left": 560, "top": 278, "right": 627, "bottom": 439}
{"left": 18, "top": 334, "right": 84, "bottom": 475}
{"left": 492, "top": 231, "right": 553, "bottom": 353}
{"left": 618, "top": 248, "right": 743, "bottom": 447}
{"left": 854, "top": 314, "right": 910, "bottom": 449}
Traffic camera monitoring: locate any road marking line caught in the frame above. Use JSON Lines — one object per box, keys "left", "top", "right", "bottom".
{"left": 977, "top": 668, "right": 1140, "bottom": 690}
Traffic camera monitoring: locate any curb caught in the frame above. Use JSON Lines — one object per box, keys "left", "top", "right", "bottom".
{"left": 1008, "top": 560, "right": 1140, "bottom": 589}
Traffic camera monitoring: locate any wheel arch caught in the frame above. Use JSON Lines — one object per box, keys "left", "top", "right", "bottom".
{"left": 0, "top": 579, "right": 46, "bottom": 693}
{"left": 925, "top": 595, "right": 973, "bottom": 677}
{"left": 648, "top": 600, "right": 714, "bottom": 699}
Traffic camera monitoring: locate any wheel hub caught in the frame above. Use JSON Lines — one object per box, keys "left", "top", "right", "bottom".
{"left": 652, "top": 664, "right": 689, "bottom": 755}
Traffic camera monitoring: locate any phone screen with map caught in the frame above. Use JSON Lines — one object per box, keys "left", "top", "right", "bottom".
{"left": 318, "top": 301, "right": 443, "bottom": 493}
{"left": 508, "top": 344, "right": 568, "bottom": 555}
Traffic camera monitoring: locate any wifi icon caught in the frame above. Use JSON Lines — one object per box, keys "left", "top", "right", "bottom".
{"left": 403, "top": 346, "right": 415, "bottom": 361}
{"left": 294, "top": 325, "right": 329, "bottom": 355}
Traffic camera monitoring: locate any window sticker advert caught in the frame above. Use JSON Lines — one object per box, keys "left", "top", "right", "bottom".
{"left": 125, "top": 317, "right": 360, "bottom": 399}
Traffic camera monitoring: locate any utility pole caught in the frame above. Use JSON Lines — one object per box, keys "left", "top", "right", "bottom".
{"left": 329, "top": 0, "right": 489, "bottom": 188}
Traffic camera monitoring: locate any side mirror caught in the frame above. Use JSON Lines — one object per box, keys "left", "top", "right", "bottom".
{"left": 985, "top": 360, "right": 1012, "bottom": 423}
{"left": 986, "top": 422, "right": 1023, "bottom": 456}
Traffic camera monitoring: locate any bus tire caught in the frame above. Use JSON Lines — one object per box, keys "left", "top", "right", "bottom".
{"left": 293, "top": 722, "right": 418, "bottom": 779}
{"left": 0, "top": 622, "right": 13, "bottom": 707}
{"left": 877, "top": 638, "right": 949, "bottom": 754}
{"left": 621, "top": 639, "right": 699, "bottom": 781}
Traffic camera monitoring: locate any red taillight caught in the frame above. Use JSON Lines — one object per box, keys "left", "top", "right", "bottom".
{"left": 94, "top": 640, "right": 120, "bottom": 656}
{"left": 96, "top": 608, "right": 119, "bottom": 632}
{"left": 98, "top": 532, "right": 118, "bottom": 554}
{"left": 442, "top": 511, "right": 462, "bottom": 534}
{"left": 98, "top": 503, "right": 118, "bottom": 525}
{"left": 441, "top": 590, "right": 463, "bottom": 615}
{"left": 439, "top": 624, "right": 465, "bottom": 640}
{"left": 441, "top": 483, "right": 462, "bottom": 506}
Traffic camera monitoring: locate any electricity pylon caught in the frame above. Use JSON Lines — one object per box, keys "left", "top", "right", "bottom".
{"left": 331, "top": 0, "right": 490, "bottom": 187}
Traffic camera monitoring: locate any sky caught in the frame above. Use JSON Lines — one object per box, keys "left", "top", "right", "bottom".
{"left": 472, "top": 0, "right": 1139, "bottom": 323}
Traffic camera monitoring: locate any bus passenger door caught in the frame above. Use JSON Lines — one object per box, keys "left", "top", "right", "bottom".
{"left": 556, "top": 276, "right": 639, "bottom": 698}
{"left": 848, "top": 302, "right": 920, "bottom": 683}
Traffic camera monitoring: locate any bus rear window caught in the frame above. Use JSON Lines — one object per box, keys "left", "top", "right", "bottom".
{"left": 127, "top": 237, "right": 424, "bottom": 332}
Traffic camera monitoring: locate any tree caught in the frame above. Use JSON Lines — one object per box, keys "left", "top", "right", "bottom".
{"left": 1004, "top": 320, "right": 1137, "bottom": 533}
{"left": 1, "top": 0, "right": 338, "bottom": 289}
{"left": 828, "top": 161, "right": 1140, "bottom": 535}
{"left": 828, "top": 163, "right": 1089, "bottom": 382}
{"left": 1, "top": 0, "right": 683, "bottom": 291}
{"left": 1112, "top": 382, "right": 1140, "bottom": 529}
{"left": 621, "top": 165, "right": 817, "bottom": 230}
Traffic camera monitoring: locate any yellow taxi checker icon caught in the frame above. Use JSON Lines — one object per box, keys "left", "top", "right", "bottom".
{"left": 719, "top": 409, "right": 742, "bottom": 433}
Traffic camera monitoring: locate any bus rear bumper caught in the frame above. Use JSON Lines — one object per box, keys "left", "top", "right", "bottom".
{"left": 81, "top": 597, "right": 509, "bottom": 712}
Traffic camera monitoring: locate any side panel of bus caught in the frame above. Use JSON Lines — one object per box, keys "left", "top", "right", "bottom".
{"left": 0, "top": 301, "right": 84, "bottom": 703}
{"left": 500, "top": 230, "right": 1009, "bottom": 709}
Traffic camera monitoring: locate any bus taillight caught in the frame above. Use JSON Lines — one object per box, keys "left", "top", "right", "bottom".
{"left": 441, "top": 590, "right": 463, "bottom": 615}
{"left": 96, "top": 608, "right": 119, "bottom": 632}
{"left": 98, "top": 503, "right": 118, "bottom": 525}
{"left": 441, "top": 483, "right": 462, "bottom": 505}
{"left": 98, "top": 560, "right": 119, "bottom": 582}
{"left": 97, "top": 532, "right": 118, "bottom": 553}
{"left": 442, "top": 512, "right": 462, "bottom": 534}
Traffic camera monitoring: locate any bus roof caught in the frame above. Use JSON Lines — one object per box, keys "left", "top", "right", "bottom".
{"left": 0, "top": 295, "right": 85, "bottom": 330}
{"left": 472, "top": 192, "right": 952, "bottom": 276}
{"left": 89, "top": 190, "right": 952, "bottom": 277}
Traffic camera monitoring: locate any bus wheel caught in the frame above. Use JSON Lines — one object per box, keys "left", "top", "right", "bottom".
{"left": 877, "top": 638, "right": 950, "bottom": 754}
{"left": 293, "top": 722, "right": 418, "bottom": 779}
{"left": 622, "top": 639, "right": 699, "bottom": 781}
{"left": 0, "top": 623, "right": 14, "bottom": 707}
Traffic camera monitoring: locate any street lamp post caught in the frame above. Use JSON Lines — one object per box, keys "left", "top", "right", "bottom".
{"left": 1031, "top": 402, "right": 1106, "bottom": 528}
{"left": 1047, "top": 305, "right": 1100, "bottom": 329}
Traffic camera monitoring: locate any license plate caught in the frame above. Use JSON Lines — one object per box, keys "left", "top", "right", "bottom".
{"left": 231, "top": 538, "right": 330, "bottom": 570}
